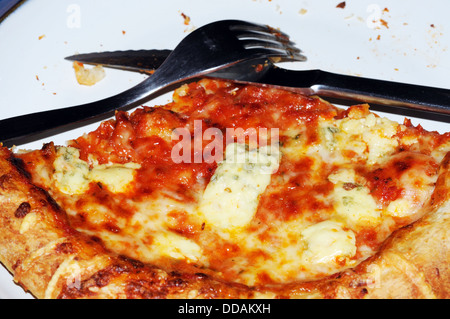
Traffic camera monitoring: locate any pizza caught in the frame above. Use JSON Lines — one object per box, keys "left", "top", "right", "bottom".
{"left": 0, "top": 78, "right": 450, "bottom": 298}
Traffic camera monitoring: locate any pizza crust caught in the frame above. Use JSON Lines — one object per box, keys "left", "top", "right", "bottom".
{"left": 362, "top": 152, "right": 450, "bottom": 298}
{"left": 304, "top": 152, "right": 450, "bottom": 299}
{"left": 0, "top": 147, "right": 256, "bottom": 298}
{"left": 1, "top": 144, "right": 450, "bottom": 298}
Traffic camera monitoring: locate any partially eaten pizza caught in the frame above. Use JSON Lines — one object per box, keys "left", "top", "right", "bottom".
{"left": 1, "top": 78, "right": 449, "bottom": 298}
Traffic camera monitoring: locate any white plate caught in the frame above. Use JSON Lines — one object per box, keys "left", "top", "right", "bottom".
{"left": 0, "top": 0, "right": 449, "bottom": 298}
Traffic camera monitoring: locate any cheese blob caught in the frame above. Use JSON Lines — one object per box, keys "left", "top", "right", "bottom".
{"left": 53, "top": 147, "right": 140, "bottom": 194}
{"left": 197, "top": 143, "right": 280, "bottom": 232}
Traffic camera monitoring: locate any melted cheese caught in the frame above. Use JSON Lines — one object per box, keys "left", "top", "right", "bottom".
{"left": 19, "top": 212, "right": 38, "bottom": 234}
{"left": 53, "top": 147, "right": 90, "bottom": 194}
{"left": 53, "top": 147, "right": 140, "bottom": 194}
{"left": 151, "top": 231, "right": 202, "bottom": 262}
{"left": 329, "top": 169, "right": 381, "bottom": 228}
{"left": 301, "top": 220, "right": 356, "bottom": 265}
{"left": 89, "top": 163, "right": 140, "bottom": 193}
{"left": 332, "top": 185, "right": 381, "bottom": 228}
{"left": 21, "top": 80, "right": 447, "bottom": 288}
{"left": 196, "top": 143, "right": 280, "bottom": 231}
{"left": 320, "top": 113, "right": 400, "bottom": 164}
{"left": 339, "top": 113, "right": 399, "bottom": 164}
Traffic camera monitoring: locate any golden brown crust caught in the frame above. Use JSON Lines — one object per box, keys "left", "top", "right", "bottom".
{"left": 1, "top": 143, "right": 450, "bottom": 298}
{"left": 0, "top": 146, "right": 256, "bottom": 299}
{"left": 1, "top": 78, "right": 450, "bottom": 298}
{"left": 360, "top": 152, "right": 450, "bottom": 298}
{"left": 295, "top": 152, "right": 450, "bottom": 299}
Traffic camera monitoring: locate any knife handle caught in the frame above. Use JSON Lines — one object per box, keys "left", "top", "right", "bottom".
{"left": 312, "top": 70, "right": 450, "bottom": 119}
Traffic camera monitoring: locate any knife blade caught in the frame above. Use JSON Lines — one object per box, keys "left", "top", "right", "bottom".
{"left": 66, "top": 50, "right": 450, "bottom": 122}
{"left": 1, "top": 49, "right": 449, "bottom": 148}
{"left": 66, "top": 49, "right": 172, "bottom": 73}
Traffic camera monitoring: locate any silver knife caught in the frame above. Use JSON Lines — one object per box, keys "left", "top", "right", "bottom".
{"left": 66, "top": 49, "right": 450, "bottom": 120}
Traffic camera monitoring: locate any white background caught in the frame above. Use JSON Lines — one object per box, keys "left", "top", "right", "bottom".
{"left": 0, "top": 0, "right": 449, "bottom": 298}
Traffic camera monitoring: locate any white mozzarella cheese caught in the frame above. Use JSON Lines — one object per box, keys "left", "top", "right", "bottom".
{"left": 197, "top": 143, "right": 280, "bottom": 231}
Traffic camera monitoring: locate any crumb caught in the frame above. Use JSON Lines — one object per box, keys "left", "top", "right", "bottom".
{"left": 336, "top": 1, "right": 346, "bottom": 9}
{"left": 35, "top": 75, "right": 39, "bottom": 81}
{"left": 376, "top": 35, "right": 381, "bottom": 40}
{"left": 255, "top": 64, "right": 264, "bottom": 72}
{"left": 72, "top": 61, "right": 105, "bottom": 86}
{"left": 380, "top": 19, "right": 389, "bottom": 28}
{"left": 38, "top": 34, "right": 45, "bottom": 40}
{"left": 299, "top": 8, "right": 307, "bottom": 15}
{"left": 276, "top": 4, "right": 282, "bottom": 14}
{"left": 122, "top": 30, "right": 126, "bottom": 35}
{"left": 181, "top": 12, "right": 191, "bottom": 25}
{"left": 344, "top": 13, "right": 354, "bottom": 20}
{"left": 430, "top": 24, "right": 435, "bottom": 28}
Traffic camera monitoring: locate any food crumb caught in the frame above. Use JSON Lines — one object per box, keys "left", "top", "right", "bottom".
{"left": 299, "top": 8, "right": 307, "bottom": 15}
{"left": 336, "top": 1, "right": 346, "bottom": 9}
{"left": 181, "top": 12, "right": 191, "bottom": 25}
{"left": 122, "top": 30, "right": 126, "bottom": 35}
{"left": 38, "top": 34, "right": 45, "bottom": 40}
{"left": 380, "top": 19, "right": 389, "bottom": 29}
{"left": 72, "top": 61, "right": 105, "bottom": 86}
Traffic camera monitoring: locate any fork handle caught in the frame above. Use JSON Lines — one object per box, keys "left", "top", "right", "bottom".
{"left": 0, "top": 65, "right": 184, "bottom": 147}
{"left": 267, "top": 68, "right": 450, "bottom": 120}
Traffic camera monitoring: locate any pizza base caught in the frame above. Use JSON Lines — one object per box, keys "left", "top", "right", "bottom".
{"left": 1, "top": 144, "right": 449, "bottom": 299}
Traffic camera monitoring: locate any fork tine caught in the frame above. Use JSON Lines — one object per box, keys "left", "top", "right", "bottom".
{"left": 229, "top": 22, "right": 290, "bottom": 40}
{"left": 237, "top": 36, "right": 305, "bottom": 61}
{"left": 235, "top": 31, "right": 294, "bottom": 46}
{"left": 245, "top": 46, "right": 307, "bottom": 62}
{"left": 237, "top": 34, "right": 301, "bottom": 51}
{"left": 227, "top": 20, "right": 305, "bottom": 61}
{"left": 240, "top": 38, "right": 299, "bottom": 53}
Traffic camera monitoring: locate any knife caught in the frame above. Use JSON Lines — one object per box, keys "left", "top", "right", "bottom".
{"left": 1, "top": 50, "right": 449, "bottom": 148}
{"left": 66, "top": 49, "right": 172, "bottom": 73}
{"left": 65, "top": 49, "right": 450, "bottom": 121}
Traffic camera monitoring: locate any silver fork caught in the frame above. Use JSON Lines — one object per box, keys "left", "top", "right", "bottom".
{"left": 0, "top": 19, "right": 304, "bottom": 147}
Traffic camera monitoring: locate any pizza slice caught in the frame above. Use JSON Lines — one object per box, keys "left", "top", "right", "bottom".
{"left": 0, "top": 78, "right": 449, "bottom": 298}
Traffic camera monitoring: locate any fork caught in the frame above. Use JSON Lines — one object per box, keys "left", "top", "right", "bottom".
{"left": 0, "top": 20, "right": 304, "bottom": 147}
